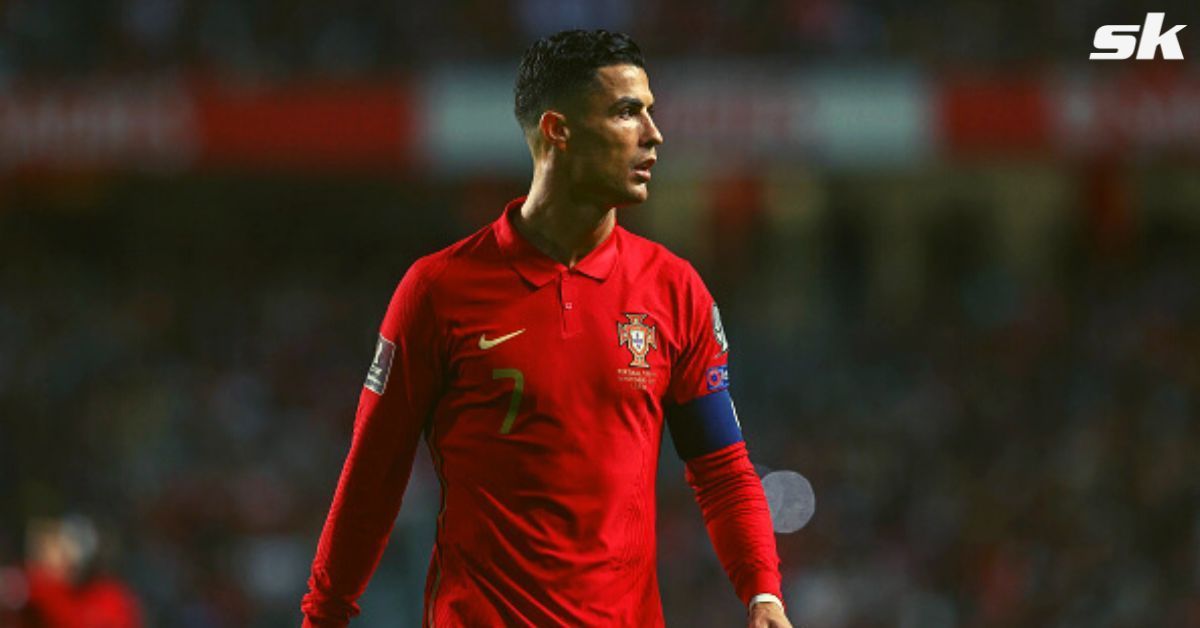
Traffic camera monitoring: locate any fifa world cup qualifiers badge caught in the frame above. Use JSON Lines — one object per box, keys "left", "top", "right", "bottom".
{"left": 364, "top": 335, "right": 396, "bottom": 395}
{"left": 712, "top": 303, "right": 729, "bottom": 355}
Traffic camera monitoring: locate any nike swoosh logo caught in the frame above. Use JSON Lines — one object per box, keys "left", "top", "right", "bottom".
{"left": 479, "top": 329, "right": 525, "bottom": 350}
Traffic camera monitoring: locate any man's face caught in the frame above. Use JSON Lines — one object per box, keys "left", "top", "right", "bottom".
{"left": 562, "top": 64, "right": 664, "bottom": 207}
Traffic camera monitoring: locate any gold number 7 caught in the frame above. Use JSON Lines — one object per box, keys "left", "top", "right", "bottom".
{"left": 492, "top": 368, "right": 524, "bottom": 434}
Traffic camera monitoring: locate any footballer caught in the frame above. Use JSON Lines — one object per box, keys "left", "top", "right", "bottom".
{"left": 301, "top": 29, "right": 792, "bottom": 628}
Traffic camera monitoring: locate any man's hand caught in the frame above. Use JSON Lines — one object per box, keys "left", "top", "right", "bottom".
{"left": 748, "top": 600, "right": 793, "bottom": 628}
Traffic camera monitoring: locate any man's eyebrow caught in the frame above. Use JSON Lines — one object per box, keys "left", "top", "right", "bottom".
{"left": 611, "top": 96, "right": 651, "bottom": 112}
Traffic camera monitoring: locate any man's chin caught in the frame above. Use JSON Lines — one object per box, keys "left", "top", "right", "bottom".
{"left": 613, "top": 185, "right": 649, "bottom": 208}
{"left": 587, "top": 182, "right": 649, "bottom": 210}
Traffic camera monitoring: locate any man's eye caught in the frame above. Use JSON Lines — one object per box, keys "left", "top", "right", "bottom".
{"left": 619, "top": 108, "right": 635, "bottom": 119}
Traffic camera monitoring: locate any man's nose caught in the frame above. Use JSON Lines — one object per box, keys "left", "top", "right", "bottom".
{"left": 643, "top": 114, "right": 664, "bottom": 146}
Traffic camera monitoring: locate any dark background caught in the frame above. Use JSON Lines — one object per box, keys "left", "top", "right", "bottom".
{"left": 2, "top": 1, "right": 1199, "bottom": 626}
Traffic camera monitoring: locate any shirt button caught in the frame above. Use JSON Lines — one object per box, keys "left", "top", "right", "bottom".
{"left": 564, "top": 302, "right": 573, "bottom": 309}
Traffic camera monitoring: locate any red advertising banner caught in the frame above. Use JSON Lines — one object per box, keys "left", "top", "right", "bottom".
{"left": 1053, "top": 69, "right": 1200, "bottom": 158}
{"left": 938, "top": 75, "right": 1053, "bottom": 156}
{"left": 192, "top": 80, "right": 416, "bottom": 171}
{"left": 0, "top": 79, "right": 417, "bottom": 175}
{"left": 1, "top": 70, "right": 1197, "bottom": 176}
{"left": 936, "top": 68, "right": 1200, "bottom": 159}
{"left": 0, "top": 81, "right": 196, "bottom": 174}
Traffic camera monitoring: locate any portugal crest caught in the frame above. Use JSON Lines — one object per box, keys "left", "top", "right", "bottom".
{"left": 617, "top": 313, "right": 658, "bottom": 369}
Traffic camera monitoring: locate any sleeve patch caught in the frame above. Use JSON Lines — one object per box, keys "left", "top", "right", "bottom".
{"left": 705, "top": 365, "right": 730, "bottom": 392}
{"left": 712, "top": 303, "right": 729, "bottom": 354}
{"left": 364, "top": 335, "right": 396, "bottom": 395}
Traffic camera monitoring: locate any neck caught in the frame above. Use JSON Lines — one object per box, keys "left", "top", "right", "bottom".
{"left": 514, "top": 170, "right": 616, "bottom": 268}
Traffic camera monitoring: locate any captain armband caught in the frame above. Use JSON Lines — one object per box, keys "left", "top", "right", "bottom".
{"left": 665, "top": 389, "right": 744, "bottom": 461}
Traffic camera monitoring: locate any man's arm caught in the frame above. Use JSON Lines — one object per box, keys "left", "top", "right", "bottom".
{"left": 669, "top": 401, "right": 786, "bottom": 611}
{"left": 665, "top": 264, "right": 791, "bottom": 626}
{"left": 302, "top": 259, "right": 445, "bottom": 628}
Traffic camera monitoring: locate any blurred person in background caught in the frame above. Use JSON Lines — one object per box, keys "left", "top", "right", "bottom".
{"left": 0, "top": 516, "right": 142, "bottom": 628}
{"left": 301, "top": 29, "right": 791, "bottom": 627}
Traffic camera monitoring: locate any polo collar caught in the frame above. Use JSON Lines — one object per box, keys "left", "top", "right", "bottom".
{"left": 493, "top": 197, "right": 620, "bottom": 287}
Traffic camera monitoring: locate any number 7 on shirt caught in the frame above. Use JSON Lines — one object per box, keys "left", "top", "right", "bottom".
{"left": 492, "top": 368, "right": 524, "bottom": 434}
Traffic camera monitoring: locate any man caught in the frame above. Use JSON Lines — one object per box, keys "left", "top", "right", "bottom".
{"left": 16, "top": 516, "right": 144, "bottom": 628}
{"left": 302, "top": 30, "right": 792, "bottom": 627}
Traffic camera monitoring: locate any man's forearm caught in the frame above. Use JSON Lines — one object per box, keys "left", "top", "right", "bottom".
{"left": 301, "top": 395, "right": 424, "bottom": 624}
{"left": 685, "top": 441, "right": 783, "bottom": 604}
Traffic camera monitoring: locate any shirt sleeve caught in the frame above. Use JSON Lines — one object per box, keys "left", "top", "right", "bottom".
{"left": 666, "top": 264, "right": 730, "bottom": 406}
{"left": 685, "top": 442, "right": 784, "bottom": 606}
{"left": 666, "top": 264, "right": 783, "bottom": 607}
{"left": 301, "top": 257, "right": 445, "bottom": 627}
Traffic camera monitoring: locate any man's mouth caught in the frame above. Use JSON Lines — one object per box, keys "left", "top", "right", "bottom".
{"left": 633, "top": 157, "right": 656, "bottom": 181}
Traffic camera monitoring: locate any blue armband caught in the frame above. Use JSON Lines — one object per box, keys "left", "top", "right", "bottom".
{"left": 665, "top": 389, "right": 744, "bottom": 461}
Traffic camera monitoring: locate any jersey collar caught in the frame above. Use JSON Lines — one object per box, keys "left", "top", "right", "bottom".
{"left": 494, "top": 197, "right": 620, "bottom": 287}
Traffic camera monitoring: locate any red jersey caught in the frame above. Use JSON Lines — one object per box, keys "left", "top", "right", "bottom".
{"left": 303, "top": 198, "right": 781, "bottom": 626}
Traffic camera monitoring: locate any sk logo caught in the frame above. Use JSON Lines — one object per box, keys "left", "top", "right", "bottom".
{"left": 617, "top": 313, "right": 658, "bottom": 369}
{"left": 1091, "top": 13, "right": 1186, "bottom": 60}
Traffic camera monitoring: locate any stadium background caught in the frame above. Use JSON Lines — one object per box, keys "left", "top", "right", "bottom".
{"left": 2, "top": 1, "right": 1199, "bottom": 626}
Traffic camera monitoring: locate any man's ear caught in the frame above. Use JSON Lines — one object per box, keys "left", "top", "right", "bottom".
{"left": 539, "top": 111, "right": 570, "bottom": 151}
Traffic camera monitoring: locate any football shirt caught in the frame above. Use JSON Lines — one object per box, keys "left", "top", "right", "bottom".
{"left": 304, "top": 198, "right": 772, "bottom": 626}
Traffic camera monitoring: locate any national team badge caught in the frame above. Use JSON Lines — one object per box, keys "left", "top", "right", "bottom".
{"left": 617, "top": 313, "right": 658, "bottom": 369}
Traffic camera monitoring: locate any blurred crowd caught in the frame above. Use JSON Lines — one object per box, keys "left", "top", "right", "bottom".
{"left": 2, "top": 166, "right": 1197, "bottom": 626}
{"left": 2, "top": 2, "right": 1199, "bottom": 627}
{"left": 728, "top": 199, "right": 1200, "bottom": 627}
{"left": 2, "top": 0, "right": 1198, "bottom": 81}
{"left": 0, "top": 177, "right": 462, "bottom": 626}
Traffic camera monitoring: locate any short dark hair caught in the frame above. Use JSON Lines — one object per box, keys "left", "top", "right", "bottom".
{"left": 514, "top": 29, "right": 645, "bottom": 131}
